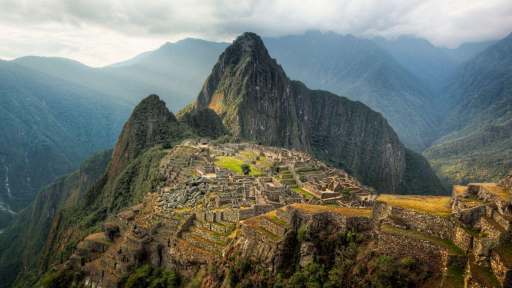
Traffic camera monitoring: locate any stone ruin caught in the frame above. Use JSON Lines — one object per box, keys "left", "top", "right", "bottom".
{"left": 58, "top": 140, "right": 512, "bottom": 288}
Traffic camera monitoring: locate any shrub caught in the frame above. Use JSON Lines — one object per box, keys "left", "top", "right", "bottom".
{"left": 297, "top": 227, "right": 307, "bottom": 243}
{"left": 401, "top": 257, "right": 416, "bottom": 269}
{"left": 340, "top": 189, "right": 350, "bottom": 198}
{"left": 241, "top": 164, "right": 251, "bottom": 175}
{"left": 42, "top": 269, "right": 83, "bottom": 288}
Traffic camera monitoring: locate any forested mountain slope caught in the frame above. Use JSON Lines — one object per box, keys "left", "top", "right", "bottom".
{"left": 0, "top": 149, "right": 112, "bottom": 287}
{"left": 0, "top": 60, "right": 131, "bottom": 228}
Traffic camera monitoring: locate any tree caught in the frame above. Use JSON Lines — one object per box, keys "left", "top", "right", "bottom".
{"left": 241, "top": 164, "right": 251, "bottom": 175}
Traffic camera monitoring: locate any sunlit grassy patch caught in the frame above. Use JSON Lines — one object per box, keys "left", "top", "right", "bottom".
{"left": 378, "top": 194, "right": 452, "bottom": 218}
{"left": 213, "top": 156, "right": 263, "bottom": 175}
{"left": 480, "top": 184, "right": 511, "bottom": 201}
{"left": 453, "top": 185, "right": 467, "bottom": 196}
{"left": 292, "top": 187, "right": 317, "bottom": 198}
{"left": 289, "top": 203, "right": 372, "bottom": 216}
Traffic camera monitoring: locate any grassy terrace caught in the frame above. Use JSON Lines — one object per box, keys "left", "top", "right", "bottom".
{"left": 240, "top": 150, "right": 260, "bottom": 158}
{"left": 242, "top": 217, "right": 282, "bottom": 241}
{"left": 468, "top": 255, "right": 502, "bottom": 287}
{"left": 288, "top": 203, "right": 372, "bottom": 216}
{"left": 443, "top": 266, "right": 465, "bottom": 288}
{"left": 292, "top": 187, "right": 318, "bottom": 198}
{"left": 85, "top": 232, "right": 115, "bottom": 245}
{"left": 238, "top": 150, "right": 271, "bottom": 166}
{"left": 325, "top": 203, "right": 340, "bottom": 207}
{"left": 492, "top": 243, "right": 512, "bottom": 268}
{"left": 453, "top": 185, "right": 467, "bottom": 196}
{"left": 262, "top": 211, "right": 291, "bottom": 227}
{"left": 479, "top": 184, "right": 511, "bottom": 202}
{"left": 482, "top": 215, "right": 507, "bottom": 234}
{"left": 382, "top": 225, "right": 465, "bottom": 255}
{"left": 378, "top": 194, "right": 452, "bottom": 218}
{"left": 213, "top": 156, "right": 263, "bottom": 175}
{"left": 467, "top": 195, "right": 486, "bottom": 205}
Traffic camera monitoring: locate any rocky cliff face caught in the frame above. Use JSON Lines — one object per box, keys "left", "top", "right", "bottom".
{"left": 184, "top": 32, "right": 444, "bottom": 195}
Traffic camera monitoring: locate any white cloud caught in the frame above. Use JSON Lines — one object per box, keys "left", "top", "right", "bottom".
{"left": 0, "top": 0, "right": 510, "bottom": 66}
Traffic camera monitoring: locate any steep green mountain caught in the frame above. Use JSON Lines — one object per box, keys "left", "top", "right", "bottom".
{"left": 0, "top": 60, "right": 131, "bottom": 225}
{"left": 435, "top": 32, "right": 512, "bottom": 145}
{"left": 178, "top": 108, "right": 227, "bottom": 139}
{"left": 441, "top": 40, "right": 499, "bottom": 63}
{"left": 422, "top": 34, "right": 512, "bottom": 188}
{"left": 372, "top": 36, "right": 458, "bottom": 92}
{"left": 424, "top": 120, "right": 512, "bottom": 190}
{"left": 10, "top": 95, "right": 196, "bottom": 288}
{"left": 13, "top": 38, "right": 229, "bottom": 112}
{"left": 0, "top": 149, "right": 112, "bottom": 287}
{"left": 262, "top": 31, "right": 441, "bottom": 152}
{"left": 182, "top": 32, "right": 445, "bottom": 196}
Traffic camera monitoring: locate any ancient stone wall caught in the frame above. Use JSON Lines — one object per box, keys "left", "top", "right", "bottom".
{"left": 346, "top": 216, "right": 373, "bottom": 232}
{"left": 374, "top": 202, "right": 455, "bottom": 240}
{"left": 491, "top": 250, "right": 512, "bottom": 287}
{"left": 260, "top": 216, "right": 288, "bottom": 238}
{"left": 453, "top": 226, "right": 473, "bottom": 253}
{"left": 378, "top": 231, "right": 447, "bottom": 271}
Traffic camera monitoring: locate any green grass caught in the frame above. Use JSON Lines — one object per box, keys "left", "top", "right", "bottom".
{"left": 213, "top": 156, "right": 263, "bottom": 175}
{"left": 257, "top": 227, "right": 282, "bottom": 241}
{"left": 466, "top": 195, "right": 486, "bottom": 205}
{"left": 382, "top": 225, "right": 465, "bottom": 255}
{"left": 292, "top": 187, "right": 318, "bottom": 198}
{"left": 442, "top": 266, "right": 465, "bottom": 288}
{"left": 468, "top": 255, "right": 502, "bottom": 288}
{"left": 240, "top": 150, "right": 259, "bottom": 157}
{"left": 263, "top": 211, "right": 291, "bottom": 228}
{"left": 325, "top": 203, "right": 340, "bottom": 207}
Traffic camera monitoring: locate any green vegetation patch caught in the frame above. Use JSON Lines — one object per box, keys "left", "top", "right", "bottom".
{"left": 442, "top": 266, "right": 465, "bottom": 288}
{"left": 292, "top": 187, "right": 318, "bottom": 198}
{"left": 213, "top": 156, "right": 263, "bottom": 175}
{"left": 325, "top": 203, "right": 341, "bottom": 207}
{"left": 468, "top": 255, "right": 502, "bottom": 288}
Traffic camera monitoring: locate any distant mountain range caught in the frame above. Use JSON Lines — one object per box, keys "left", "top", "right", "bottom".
{"left": 0, "top": 30, "right": 506, "bottom": 225}
{"left": 424, "top": 33, "right": 512, "bottom": 189}
{"left": 0, "top": 30, "right": 508, "bottom": 287}
{"left": 0, "top": 60, "right": 131, "bottom": 229}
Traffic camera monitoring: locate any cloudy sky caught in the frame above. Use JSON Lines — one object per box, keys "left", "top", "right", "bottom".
{"left": 1, "top": 0, "right": 511, "bottom": 67}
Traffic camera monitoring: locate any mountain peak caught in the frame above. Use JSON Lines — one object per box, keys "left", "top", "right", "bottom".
{"left": 109, "top": 94, "right": 177, "bottom": 180}
{"left": 184, "top": 32, "right": 445, "bottom": 195}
